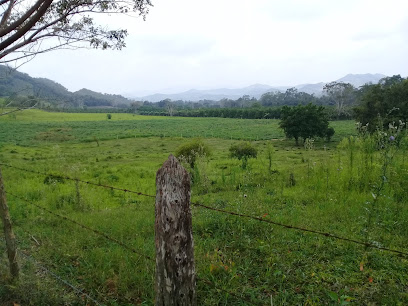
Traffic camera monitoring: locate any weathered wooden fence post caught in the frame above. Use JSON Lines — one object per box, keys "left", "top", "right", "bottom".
{"left": 0, "top": 167, "right": 19, "bottom": 278}
{"left": 155, "top": 155, "right": 196, "bottom": 305}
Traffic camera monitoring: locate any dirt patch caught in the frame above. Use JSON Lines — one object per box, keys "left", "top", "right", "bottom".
{"left": 35, "top": 127, "right": 74, "bottom": 142}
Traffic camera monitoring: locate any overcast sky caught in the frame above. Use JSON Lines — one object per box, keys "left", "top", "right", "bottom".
{"left": 18, "top": 0, "right": 408, "bottom": 97}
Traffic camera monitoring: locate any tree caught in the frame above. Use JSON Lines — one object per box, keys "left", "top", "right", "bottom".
{"left": 354, "top": 76, "right": 408, "bottom": 133}
{"left": 229, "top": 142, "right": 257, "bottom": 169}
{"left": 279, "top": 103, "right": 332, "bottom": 145}
{"left": 323, "top": 82, "right": 356, "bottom": 119}
{"left": 0, "top": 0, "right": 152, "bottom": 64}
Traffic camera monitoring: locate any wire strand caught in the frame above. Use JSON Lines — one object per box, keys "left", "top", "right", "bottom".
{"left": 0, "top": 163, "right": 155, "bottom": 198}
{"left": 0, "top": 237, "right": 103, "bottom": 305}
{"left": 6, "top": 191, "right": 154, "bottom": 262}
{"left": 191, "top": 202, "right": 408, "bottom": 258}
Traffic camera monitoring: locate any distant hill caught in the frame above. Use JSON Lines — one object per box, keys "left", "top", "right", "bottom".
{"left": 335, "top": 73, "right": 385, "bottom": 87}
{"left": 0, "top": 65, "right": 133, "bottom": 108}
{"left": 0, "top": 65, "right": 71, "bottom": 100}
{"left": 139, "top": 84, "right": 282, "bottom": 102}
{"left": 132, "top": 73, "right": 387, "bottom": 102}
{"left": 73, "top": 88, "right": 133, "bottom": 107}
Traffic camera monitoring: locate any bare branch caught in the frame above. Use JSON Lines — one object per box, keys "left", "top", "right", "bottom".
{"left": 0, "top": 0, "right": 16, "bottom": 29}
{"left": 0, "top": 0, "right": 12, "bottom": 5}
{"left": 0, "top": 0, "right": 53, "bottom": 53}
{"left": 0, "top": 0, "right": 152, "bottom": 65}
{"left": 0, "top": 0, "right": 47, "bottom": 37}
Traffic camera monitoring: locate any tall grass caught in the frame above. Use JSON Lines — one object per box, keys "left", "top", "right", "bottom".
{"left": 0, "top": 110, "right": 407, "bottom": 305}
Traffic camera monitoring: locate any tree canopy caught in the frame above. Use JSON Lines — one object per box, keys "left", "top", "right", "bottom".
{"left": 0, "top": 0, "right": 152, "bottom": 64}
{"left": 354, "top": 75, "right": 408, "bottom": 132}
{"left": 279, "top": 103, "right": 332, "bottom": 145}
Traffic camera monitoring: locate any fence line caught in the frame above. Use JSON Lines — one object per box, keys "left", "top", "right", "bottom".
{"left": 2, "top": 162, "right": 407, "bottom": 258}
{"left": 191, "top": 202, "right": 408, "bottom": 257}
{"left": 6, "top": 191, "right": 154, "bottom": 262}
{"left": 0, "top": 163, "right": 155, "bottom": 198}
{"left": 4, "top": 191, "right": 259, "bottom": 305}
{"left": 0, "top": 236, "right": 103, "bottom": 305}
{"left": 3, "top": 158, "right": 408, "bottom": 304}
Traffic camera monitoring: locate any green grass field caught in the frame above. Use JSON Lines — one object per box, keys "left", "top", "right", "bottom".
{"left": 1, "top": 110, "right": 407, "bottom": 305}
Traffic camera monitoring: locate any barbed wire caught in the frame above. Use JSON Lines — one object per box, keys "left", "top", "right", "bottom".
{"left": 3, "top": 160, "right": 407, "bottom": 257}
{"left": 0, "top": 163, "right": 155, "bottom": 198}
{"left": 0, "top": 237, "right": 103, "bottom": 305}
{"left": 3, "top": 162, "right": 408, "bottom": 303}
{"left": 6, "top": 191, "right": 154, "bottom": 262}
{"left": 191, "top": 202, "right": 408, "bottom": 258}
{"left": 3, "top": 194, "right": 263, "bottom": 305}
{"left": 21, "top": 252, "right": 104, "bottom": 305}
{"left": 3, "top": 161, "right": 407, "bottom": 257}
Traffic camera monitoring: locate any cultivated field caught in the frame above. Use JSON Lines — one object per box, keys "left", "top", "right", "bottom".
{"left": 1, "top": 110, "right": 407, "bottom": 305}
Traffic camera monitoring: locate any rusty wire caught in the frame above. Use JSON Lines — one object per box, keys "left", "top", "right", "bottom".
{"left": 0, "top": 163, "right": 155, "bottom": 198}
{"left": 191, "top": 202, "right": 408, "bottom": 258}
{"left": 6, "top": 191, "right": 154, "bottom": 262}
{"left": 2, "top": 160, "right": 407, "bottom": 258}
{"left": 0, "top": 237, "right": 103, "bottom": 305}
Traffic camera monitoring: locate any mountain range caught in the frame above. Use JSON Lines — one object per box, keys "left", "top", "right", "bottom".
{"left": 0, "top": 64, "right": 387, "bottom": 106}
{"left": 132, "top": 73, "right": 386, "bottom": 102}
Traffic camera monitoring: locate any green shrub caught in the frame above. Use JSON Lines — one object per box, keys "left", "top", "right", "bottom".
{"left": 175, "top": 139, "right": 211, "bottom": 168}
{"left": 229, "top": 142, "right": 257, "bottom": 169}
{"left": 107, "top": 113, "right": 112, "bottom": 119}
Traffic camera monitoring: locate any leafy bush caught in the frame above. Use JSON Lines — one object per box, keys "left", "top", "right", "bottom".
{"left": 229, "top": 142, "right": 257, "bottom": 169}
{"left": 175, "top": 139, "right": 211, "bottom": 168}
{"left": 107, "top": 113, "right": 112, "bottom": 119}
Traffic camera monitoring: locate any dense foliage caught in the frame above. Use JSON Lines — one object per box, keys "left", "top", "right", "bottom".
{"left": 354, "top": 75, "right": 408, "bottom": 132}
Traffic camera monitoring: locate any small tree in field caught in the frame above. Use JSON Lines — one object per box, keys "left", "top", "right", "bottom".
{"left": 279, "top": 103, "right": 332, "bottom": 145}
{"left": 175, "top": 139, "right": 211, "bottom": 169}
{"left": 229, "top": 142, "right": 257, "bottom": 169}
{"left": 107, "top": 114, "right": 112, "bottom": 119}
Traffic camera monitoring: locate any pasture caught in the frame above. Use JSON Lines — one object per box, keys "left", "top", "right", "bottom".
{"left": 0, "top": 110, "right": 407, "bottom": 305}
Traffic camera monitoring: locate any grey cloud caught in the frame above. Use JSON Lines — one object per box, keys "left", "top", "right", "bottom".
{"left": 129, "top": 35, "right": 216, "bottom": 57}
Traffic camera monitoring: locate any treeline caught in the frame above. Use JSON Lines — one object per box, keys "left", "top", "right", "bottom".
{"left": 134, "top": 76, "right": 406, "bottom": 120}
{"left": 137, "top": 106, "right": 283, "bottom": 119}
{"left": 46, "top": 107, "right": 132, "bottom": 114}
{"left": 2, "top": 64, "right": 405, "bottom": 122}
{"left": 133, "top": 87, "right": 352, "bottom": 120}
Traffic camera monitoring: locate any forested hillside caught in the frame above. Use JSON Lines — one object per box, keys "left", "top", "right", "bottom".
{"left": 0, "top": 65, "right": 133, "bottom": 108}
